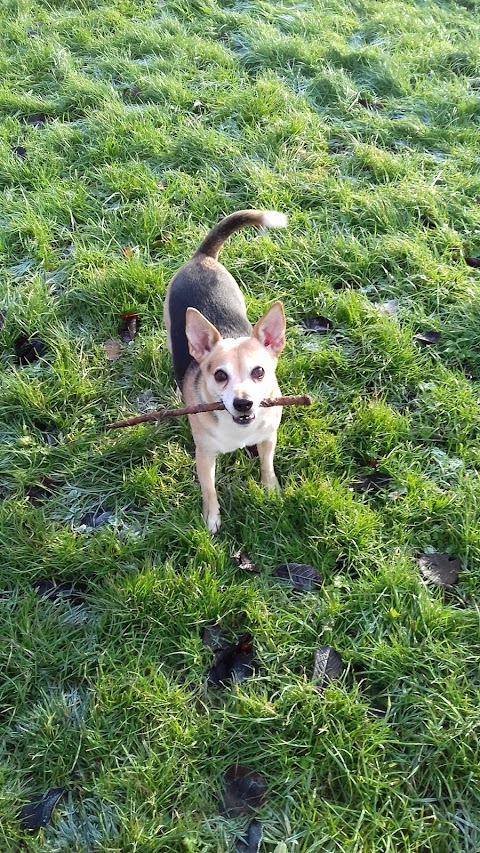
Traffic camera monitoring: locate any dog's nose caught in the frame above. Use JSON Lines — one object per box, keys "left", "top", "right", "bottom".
{"left": 233, "top": 397, "right": 253, "bottom": 413}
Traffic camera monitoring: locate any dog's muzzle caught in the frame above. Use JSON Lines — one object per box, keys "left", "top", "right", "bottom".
{"left": 232, "top": 397, "right": 256, "bottom": 426}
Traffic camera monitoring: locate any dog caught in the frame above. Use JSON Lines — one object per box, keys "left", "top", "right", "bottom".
{"left": 163, "top": 209, "right": 287, "bottom": 533}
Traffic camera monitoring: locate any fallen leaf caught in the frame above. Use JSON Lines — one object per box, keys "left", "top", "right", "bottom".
{"left": 302, "top": 316, "right": 333, "bottom": 333}
{"left": 59, "top": 241, "right": 73, "bottom": 259}
{"left": 122, "top": 246, "right": 140, "bottom": 258}
{"left": 414, "top": 330, "right": 441, "bottom": 345}
{"left": 14, "top": 335, "right": 46, "bottom": 364}
{"left": 272, "top": 563, "right": 323, "bottom": 592}
{"left": 420, "top": 214, "right": 436, "bottom": 230}
{"left": 103, "top": 338, "right": 122, "bottom": 361}
{"left": 465, "top": 256, "right": 480, "bottom": 268}
{"left": 207, "top": 633, "right": 257, "bottom": 688}
{"left": 233, "top": 550, "right": 260, "bottom": 573}
{"left": 25, "top": 113, "right": 47, "bottom": 127}
{"left": 201, "top": 624, "right": 231, "bottom": 651}
{"left": 416, "top": 552, "right": 460, "bottom": 588}
{"left": 118, "top": 311, "right": 140, "bottom": 343}
{"left": 192, "top": 99, "right": 204, "bottom": 113}
{"left": 236, "top": 819, "right": 264, "bottom": 853}
{"left": 25, "top": 477, "right": 57, "bottom": 505}
{"left": 79, "top": 507, "right": 113, "bottom": 528}
{"left": 12, "top": 145, "right": 27, "bottom": 159}
{"left": 243, "top": 444, "right": 259, "bottom": 459}
{"left": 313, "top": 645, "right": 343, "bottom": 690}
{"left": 220, "top": 766, "right": 268, "bottom": 817}
{"left": 27, "top": 24, "right": 41, "bottom": 36}
{"left": 32, "top": 579, "right": 88, "bottom": 606}
{"left": 352, "top": 666, "right": 388, "bottom": 717}
{"left": 356, "top": 97, "right": 383, "bottom": 110}
{"left": 350, "top": 471, "right": 392, "bottom": 493}
{"left": 150, "top": 232, "right": 172, "bottom": 248}
{"left": 125, "top": 84, "right": 141, "bottom": 100}
{"left": 374, "top": 299, "right": 399, "bottom": 317}
{"left": 18, "top": 788, "right": 66, "bottom": 832}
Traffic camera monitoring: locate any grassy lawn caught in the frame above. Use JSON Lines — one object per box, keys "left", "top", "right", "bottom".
{"left": 1, "top": 0, "right": 480, "bottom": 849}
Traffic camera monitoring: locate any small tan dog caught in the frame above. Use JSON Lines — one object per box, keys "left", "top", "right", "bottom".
{"left": 163, "top": 209, "right": 287, "bottom": 532}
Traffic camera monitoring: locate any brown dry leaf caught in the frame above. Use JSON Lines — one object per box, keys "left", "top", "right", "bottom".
{"left": 122, "top": 246, "right": 140, "bottom": 258}
{"left": 103, "top": 338, "right": 122, "bottom": 361}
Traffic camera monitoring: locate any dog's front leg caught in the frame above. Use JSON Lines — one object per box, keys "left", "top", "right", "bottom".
{"left": 195, "top": 446, "right": 221, "bottom": 533}
{"left": 257, "top": 435, "right": 280, "bottom": 492}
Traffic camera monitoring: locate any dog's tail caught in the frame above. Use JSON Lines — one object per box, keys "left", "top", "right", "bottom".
{"left": 194, "top": 209, "right": 287, "bottom": 260}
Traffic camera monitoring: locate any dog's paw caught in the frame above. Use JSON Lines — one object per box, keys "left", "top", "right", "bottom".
{"left": 262, "top": 474, "right": 281, "bottom": 494}
{"left": 204, "top": 509, "right": 221, "bottom": 534}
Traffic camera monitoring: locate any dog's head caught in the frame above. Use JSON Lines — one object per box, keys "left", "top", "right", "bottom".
{"left": 185, "top": 302, "right": 286, "bottom": 425}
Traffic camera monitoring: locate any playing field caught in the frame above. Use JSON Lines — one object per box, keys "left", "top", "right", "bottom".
{"left": 0, "top": 0, "right": 479, "bottom": 849}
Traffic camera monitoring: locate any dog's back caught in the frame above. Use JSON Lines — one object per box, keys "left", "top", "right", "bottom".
{"left": 167, "top": 256, "right": 251, "bottom": 389}
{"left": 166, "top": 210, "right": 286, "bottom": 389}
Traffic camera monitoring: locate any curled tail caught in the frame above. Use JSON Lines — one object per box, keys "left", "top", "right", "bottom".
{"left": 194, "top": 209, "right": 288, "bottom": 260}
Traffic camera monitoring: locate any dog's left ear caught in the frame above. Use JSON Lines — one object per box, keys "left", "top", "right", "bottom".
{"left": 252, "top": 301, "right": 286, "bottom": 357}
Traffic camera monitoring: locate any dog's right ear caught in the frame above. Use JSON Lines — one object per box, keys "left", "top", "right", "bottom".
{"left": 185, "top": 308, "right": 222, "bottom": 362}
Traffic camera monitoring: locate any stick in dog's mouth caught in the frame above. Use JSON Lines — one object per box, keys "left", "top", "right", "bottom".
{"left": 105, "top": 394, "right": 312, "bottom": 431}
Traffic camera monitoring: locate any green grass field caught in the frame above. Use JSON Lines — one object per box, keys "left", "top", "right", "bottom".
{"left": 1, "top": 0, "right": 480, "bottom": 849}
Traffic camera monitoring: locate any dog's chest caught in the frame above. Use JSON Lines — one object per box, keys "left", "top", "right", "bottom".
{"left": 195, "top": 408, "right": 281, "bottom": 453}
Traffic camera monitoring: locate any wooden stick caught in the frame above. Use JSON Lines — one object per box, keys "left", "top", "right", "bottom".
{"left": 105, "top": 394, "right": 312, "bottom": 431}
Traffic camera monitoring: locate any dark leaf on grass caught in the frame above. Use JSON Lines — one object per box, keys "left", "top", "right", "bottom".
{"left": 41, "top": 432, "right": 58, "bottom": 446}
{"left": 32, "top": 579, "right": 88, "bottom": 606}
{"left": 352, "top": 665, "right": 388, "bottom": 717}
{"left": 18, "top": 787, "right": 66, "bottom": 831}
{"left": 201, "top": 624, "right": 231, "bottom": 651}
{"left": 12, "top": 145, "right": 27, "bottom": 159}
{"left": 25, "top": 113, "right": 47, "bottom": 127}
{"left": 417, "top": 552, "right": 460, "bottom": 588}
{"left": 207, "top": 633, "right": 256, "bottom": 687}
{"left": 272, "top": 563, "right": 323, "bottom": 592}
{"left": 350, "top": 471, "right": 392, "bottom": 493}
{"left": 236, "top": 819, "right": 264, "bottom": 853}
{"left": 125, "top": 84, "right": 141, "bottom": 101}
{"left": 302, "top": 316, "right": 333, "bottom": 333}
{"left": 356, "top": 97, "right": 384, "bottom": 110}
{"left": 221, "top": 766, "right": 268, "bottom": 817}
{"left": 150, "top": 232, "right": 172, "bottom": 249}
{"left": 465, "top": 256, "right": 480, "bottom": 268}
{"left": 414, "top": 330, "right": 441, "bottom": 345}
{"left": 313, "top": 645, "right": 343, "bottom": 690}
{"left": 32, "top": 419, "right": 59, "bottom": 445}
{"left": 118, "top": 311, "right": 140, "bottom": 343}
{"left": 14, "top": 335, "right": 46, "bottom": 364}
{"left": 243, "top": 444, "right": 259, "bottom": 459}
{"left": 25, "top": 477, "right": 57, "bottom": 505}
{"left": 59, "top": 241, "right": 73, "bottom": 259}
{"left": 79, "top": 508, "right": 113, "bottom": 528}
{"left": 233, "top": 550, "right": 260, "bottom": 573}
{"left": 0, "top": 309, "right": 5, "bottom": 330}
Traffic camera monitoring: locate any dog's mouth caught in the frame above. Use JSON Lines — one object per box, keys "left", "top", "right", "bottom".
{"left": 232, "top": 413, "right": 256, "bottom": 426}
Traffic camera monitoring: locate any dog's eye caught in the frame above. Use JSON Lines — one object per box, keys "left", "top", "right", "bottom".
{"left": 251, "top": 366, "right": 265, "bottom": 380}
{"left": 214, "top": 369, "right": 228, "bottom": 383}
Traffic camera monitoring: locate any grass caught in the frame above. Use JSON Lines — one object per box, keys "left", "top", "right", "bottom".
{"left": 1, "top": 0, "right": 480, "bottom": 849}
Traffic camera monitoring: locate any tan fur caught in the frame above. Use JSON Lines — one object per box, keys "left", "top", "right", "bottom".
{"left": 163, "top": 212, "right": 287, "bottom": 533}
